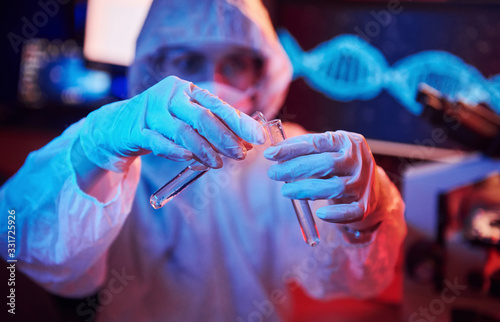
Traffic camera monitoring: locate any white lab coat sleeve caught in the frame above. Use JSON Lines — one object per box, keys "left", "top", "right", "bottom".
{"left": 0, "top": 119, "right": 141, "bottom": 298}
{"left": 287, "top": 166, "right": 406, "bottom": 300}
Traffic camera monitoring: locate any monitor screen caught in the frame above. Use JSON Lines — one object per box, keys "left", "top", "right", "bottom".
{"left": 83, "top": 0, "right": 152, "bottom": 67}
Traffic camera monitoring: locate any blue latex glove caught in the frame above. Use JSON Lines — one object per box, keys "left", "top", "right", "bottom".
{"left": 79, "top": 76, "right": 266, "bottom": 172}
{"left": 264, "top": 131, "right": 381, "bottom": 228}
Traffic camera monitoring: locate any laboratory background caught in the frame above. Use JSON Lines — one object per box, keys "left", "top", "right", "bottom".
{"left": 1, "top": 0, "right": 500, "bottom": 321}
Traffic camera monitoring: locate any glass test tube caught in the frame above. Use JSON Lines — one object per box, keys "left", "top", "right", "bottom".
{"left": 150, "top": 112, "right": 267, "bottom": 210}
{"left": 266, "top": 119, "right": 321, "bottom": 247}
{"left": 150, "top": 161, "right": 210, "bottom": 209}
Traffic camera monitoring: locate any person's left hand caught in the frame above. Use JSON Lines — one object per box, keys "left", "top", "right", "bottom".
{"left": 264, "top": 130, "right": 383, "bottom": 230}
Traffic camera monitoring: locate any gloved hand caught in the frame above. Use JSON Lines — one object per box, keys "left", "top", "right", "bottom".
{"left": 79, "top": 76, "right": 266, "bottom": 172}
{"left": 264, "top": 130, "right": 383, "bottom": 230}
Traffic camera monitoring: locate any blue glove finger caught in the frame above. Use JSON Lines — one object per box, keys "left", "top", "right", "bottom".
{"left": 189, "top": 84, "right": 266, "bottom": 145}
{"left": 316, "top": 202, "right": 365, "bottom": 224}
{"left": 168, "top": 95, "right": 248, "bottom": 161}
{"left": 267, "top": 152, "right": 354, "bottom": 181}
{"left": 170, "top": 121, "right": 224, "bottom": 168}
{"left": 139, "top": 129, "right": 193, "bottom": 161}
{"left": 264, "top": 132, "right": 349, "bottom": 162}
{"left": 139, "top": 89, "right": 223, "bottom": 168}
{"left": 280, "top": 177, "right": 347, "bottom": 200}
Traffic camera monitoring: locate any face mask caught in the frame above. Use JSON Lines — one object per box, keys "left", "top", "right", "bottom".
{"left": 195, "top": 81, "right": 256, "bottom": 115}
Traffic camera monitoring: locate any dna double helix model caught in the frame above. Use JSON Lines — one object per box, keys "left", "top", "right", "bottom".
{"left": 278, "top": 29, "right": 500, "bottom": 116}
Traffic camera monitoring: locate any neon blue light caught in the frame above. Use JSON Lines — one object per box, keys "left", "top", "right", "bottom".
{"left": 387, "top": 51, "right": 495, "bottom": 114}
{"left": 279, "top": 29, "right": 500, "bottom": 115}
{"left": 279, "top": 29, "right": 387, "bottom": 102}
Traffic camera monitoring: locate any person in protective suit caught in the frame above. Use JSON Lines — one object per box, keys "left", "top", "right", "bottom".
{"left": 0, "top": 0, "right": 406, "bottom": 320}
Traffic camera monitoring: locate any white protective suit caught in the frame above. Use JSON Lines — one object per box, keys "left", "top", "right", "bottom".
{"left": 0, "top": 0, "right": 406, "bottom": 321}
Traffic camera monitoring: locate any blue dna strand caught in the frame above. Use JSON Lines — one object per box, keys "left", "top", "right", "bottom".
{"left": 278, "top": 29, "right": 388, "bottom": 102}
{"left": 387, "top": 51, "right": 500, "bottom": 115}
{"left": 491, "top": 74, "right": 500, "bottom": 92}
{"left": 278, "top": 29, "right": 500, "bottom": 116}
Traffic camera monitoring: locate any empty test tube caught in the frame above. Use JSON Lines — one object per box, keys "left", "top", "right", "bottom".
{"left": 266, "top": 119, "right": 321, "bottom": 247}
{"left": 150, "top": 161, "right": 210, "bottom": 209}
{"left": 150, "top": 112, "right": 267, "bottom": 209}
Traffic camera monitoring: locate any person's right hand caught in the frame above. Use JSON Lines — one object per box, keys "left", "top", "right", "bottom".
{"left": 78, "top": 76, "right": 266, "bottom": 172}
